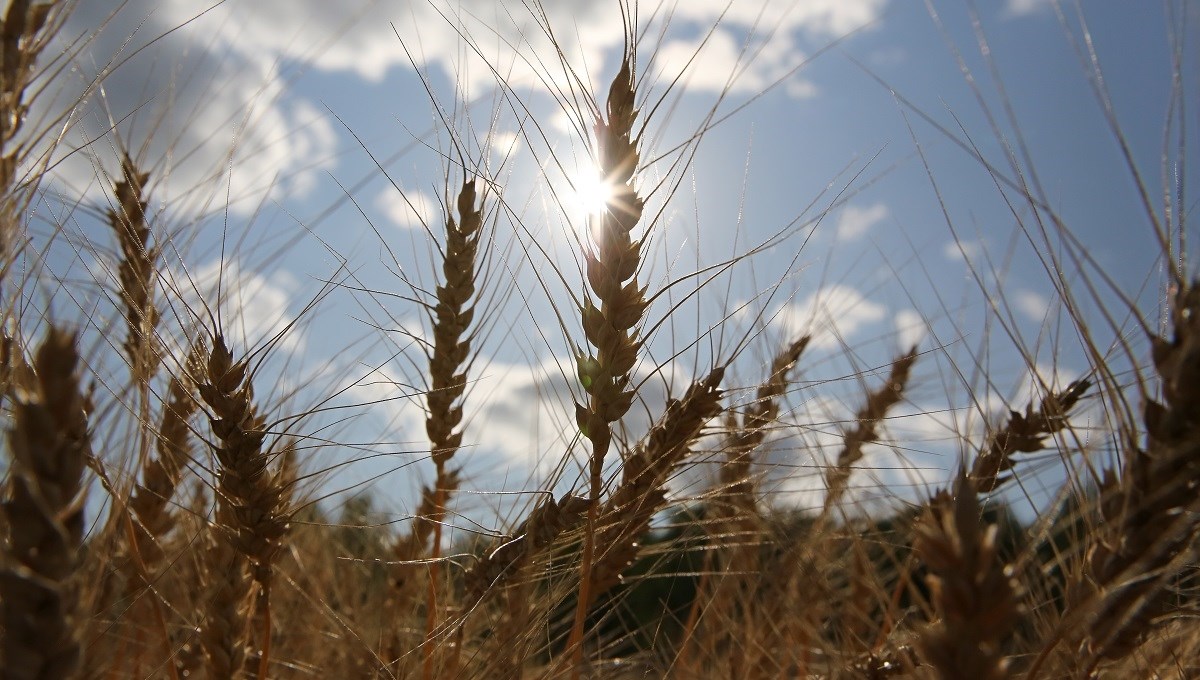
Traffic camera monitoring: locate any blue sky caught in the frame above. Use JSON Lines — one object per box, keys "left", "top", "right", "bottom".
{"left": 39, "top": 1, "right": 1197, "bottom": 525}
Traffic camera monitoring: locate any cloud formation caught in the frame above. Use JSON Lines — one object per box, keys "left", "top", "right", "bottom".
{"left": 1013, "top": 289, "right": 1050, "bottom": 322}
{"left": 172, "top": 259, "right": 304, "bottom": 353}
{"left": 45, "top": 1, "right": 338, "bottom": 216}
{"left": 375, "top": 187, "right": 439, "bottom": 230}
{"left": 1004, "top": 0, "right": 1053, "bottom": 18}
{"left": 41, "top": 0, "right": 889, "bottom": 219}
{"left": 834, "top": 203, "right": 888, "bottom": 241}
{"left": 774, "top": 284, "right": 888, "bottom": 349}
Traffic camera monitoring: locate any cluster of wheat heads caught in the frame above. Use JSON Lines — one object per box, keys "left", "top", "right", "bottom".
{"left": 0, "top": 0, "right": 1196, "bottom": 678}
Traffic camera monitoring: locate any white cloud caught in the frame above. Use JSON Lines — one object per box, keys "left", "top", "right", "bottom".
{"left": 894, "top": 309, "right": 927, "bottom": 349}
{"left": 670, "top": 0, "right": 887, "bottom": 38}
{"left": 376, "top": 187, "right": 439, "bottom": 230}
{"left": 774, "top": 284, "right": 887, "bottom": 349}
{"left": 171, "top": 259, "right": 303, "bottom": 353}
{"left": 835, "top": 203, "right": 888, "bottom": 241}
{"left": 1005, "top": 0, "right": 1053, "bottom": 18}
{"left": 490, "top": 130, "right": 522, "bottom": 162}
{"left": 1013, "top": 289, "right": 1050, "bottom": 322}
{"left": 45, "top": 0, "right": 889, "bottom": 216}
{"left": 942, "top": 239, "right": 982, "bottom": 262}
{"left": 149, "top": 0, "right": 624, "bottom": 97}
{"left": 44, "top": 3, "right": 339, "bottom": 217}
{"left": 98, "top": 0, "right": 887, "bottom": 116}
{"left": 344, "top": 351, "right": 694, "bottom": 480}
{"left": 652, "top": 27, "right": 815, "bottom": 97}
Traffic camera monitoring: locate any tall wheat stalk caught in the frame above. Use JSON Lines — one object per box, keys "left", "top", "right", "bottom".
{"left": 568, "top": 37, "right": 650, "bottom": 671}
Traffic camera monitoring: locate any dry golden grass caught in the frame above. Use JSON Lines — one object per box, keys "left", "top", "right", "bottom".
{"left": 0, "top": 1, "right": 1197, "bottom": 679}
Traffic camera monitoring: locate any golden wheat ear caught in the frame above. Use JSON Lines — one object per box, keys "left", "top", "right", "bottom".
{"left": 464, "top": 492, "right": 592, "bottom": 603}
{"left": 1, "top": 326, "right": 90, "bottom": 680}
{"left": 968, "top": 377, "right": 1090, "bottom": 494}
{"left": 106, "top": 154, "right": 160, "bottom": 387}
{"left": 569, "top": 40, "right": 651, "bottom": 672}
{"left": 195, "top": 335, "right": 291, "bottom": 679}
{"left": 406, "top": 177, "right": 484, "bottom": 564}
{"left": 723, "top": 335, "right": 810, "bottom": 506}
{"left": 913, "top": 472, "right": 1019, "bottom": 680}
{"left": 1063, "top": 279, "right": 1200, "bottom": 672}
{"left": 823, "top": 346, "right": 918, "bottom": 516}
{"left": 128, "top": 351, "right": 201, "bottom": 570}
{"left": 378, "top": 176, "right": 483, "bottom": 677}
{"left": 587, "top": 366, "right": 725, "bottom": 596}
{"left": 679, "top": 336, "right": 808, "bottom": 675}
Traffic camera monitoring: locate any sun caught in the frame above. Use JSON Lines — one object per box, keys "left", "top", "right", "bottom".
{"left": 570, "top": 166, "right": 615, "bottom": 218}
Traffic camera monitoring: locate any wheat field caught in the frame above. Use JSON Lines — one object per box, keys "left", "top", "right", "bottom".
{"left": 0, "top": 0, "right": 1196, "bottom": 678}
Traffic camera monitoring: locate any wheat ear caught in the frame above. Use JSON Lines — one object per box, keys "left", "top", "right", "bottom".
{"left": 464, "top": 492, "right": 592, "bottom": 603}
{"left": 424, "top": 178, "right": 482, "bottom": 677}
{"left": 968, "top": 377, "right": 1090, "bottom": 493}
{"left": 128, "top": 362, "right": 199, "bottom": 568}
{"left": 0, "top": 0, "right": 60, "bottom": 285}
{"left": 569, "top": 42, "right": 649, "bottom": 670}
{"left": 196, "top": 335, "right": 291, "bottom": 678}
{"left": 107, "top": 154, "right": 160, "bottom": 386}
{"left": 913, "top": 472, "right": 1019, "bottom": 680}
{"left": 823, "top": 347, "right": 918, "bottom": 515}
{"left": 722, "top": 335, "right": 809, "bottom": 507}
{"left": 1071, "top": 279, "right": 1200, "bottom": 669}
{"left": 406, "top": 178, "right": 482, "bottom": 563}
{"left": 1, "top": 327, "right": 90, "bottom": 680}
{"left": 680, "top": 337, "right": 808, "bottom": 675}
{"left": 0, "top": 1, "right": 62, "bottom": 402}
{"left": 587, "top": 367, "right": 724, "bottom": 595}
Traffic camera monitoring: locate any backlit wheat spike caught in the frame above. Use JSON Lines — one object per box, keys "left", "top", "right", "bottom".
{"left": 569, "top": 41, "right": 650, "bottom": 671}
{"left": 196, "top": 335, "right": 291, "bottom": 678}
{"left": 723, "top": 335, "right": 810, "bottom": 504}
{"left": 588, "top": 367, "right": 724, "bottom": 595}
{"left": 1062, "top": 279, "right": 1200, "bottom": 672}
{"left": 128, "top": 368, "right": 199, "bottom": 568}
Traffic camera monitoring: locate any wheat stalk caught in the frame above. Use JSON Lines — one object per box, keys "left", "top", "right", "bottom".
{"left": 568, "top": 36, "right": 651, "bottom": 670}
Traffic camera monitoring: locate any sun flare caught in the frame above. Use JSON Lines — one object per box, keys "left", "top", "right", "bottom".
{"left": 571, "top": 167, "right": 615, "bottom": 218}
